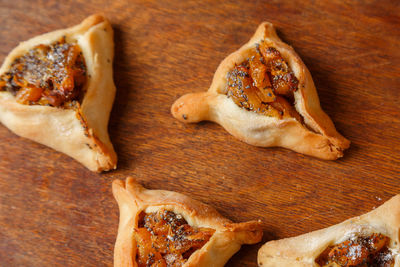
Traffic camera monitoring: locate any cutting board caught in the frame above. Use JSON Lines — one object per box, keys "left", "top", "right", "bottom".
{"left": 1, "top": 0, "right": 399, "bottom": 266}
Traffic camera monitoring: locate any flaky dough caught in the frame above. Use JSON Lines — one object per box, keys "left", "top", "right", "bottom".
{"left": 171, "top": 22, "right": 350, "bottom": 160}
{"left": 0, "top": 14, "right": 117, "bottom": 172}
{"left": 258, "top": 194, "right": 400, "bottom": 266}
{"left": 112, "top": 177, "right": 263, "bottom": 267}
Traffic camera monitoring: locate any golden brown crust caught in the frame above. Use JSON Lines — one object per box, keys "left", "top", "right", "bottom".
{"left": 0, "top": 14, "right": 117, "bottom": 172}
{"left": 171, "top": 22, "right": 350, "bottom": 160}
{"left": 112, "top": 177, "right": 263, "bottom": 267}
{"left": 257, "top": 194, "right": 400, "bottom": 267}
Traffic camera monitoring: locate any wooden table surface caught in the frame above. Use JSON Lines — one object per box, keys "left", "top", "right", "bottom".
{"left": 1, "top": 0, "right": 399, "bottom": 266}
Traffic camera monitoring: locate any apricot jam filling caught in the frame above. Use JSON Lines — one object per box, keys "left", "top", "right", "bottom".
{"left": 226, "top": 41, "right": 301, "bottom": 120}
{"left": 315, "top": 233, "right": 394, "bottom": 267}
{"left": 0, "top": 37, "right": 86, "bottom": 108}
{"left": 134, "top": 209, "right": 215, "bottom": 267}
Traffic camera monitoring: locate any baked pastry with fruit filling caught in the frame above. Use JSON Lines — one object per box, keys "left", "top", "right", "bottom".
{"left": 112, "top": 177, "right": 263, "bottom": 267}
{"left": 257, "top": 194, "right": 400, "bottom": 266}
{"left": 171, "top": 22, "right": 350, "bottom": 160}
{"left": 0, "top": 14, "right": 117, "bottom": 171}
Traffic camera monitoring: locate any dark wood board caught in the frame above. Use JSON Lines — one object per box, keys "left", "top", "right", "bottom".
{"left": 0, "top": 0, "right": 399, "bottom": 266}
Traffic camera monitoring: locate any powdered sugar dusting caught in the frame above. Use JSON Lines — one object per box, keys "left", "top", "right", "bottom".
{"left": 348, "top": 244, "right": 363, "bottom": 260}
{"left": 381, "top": 251, "right": 393, "bottom": 261}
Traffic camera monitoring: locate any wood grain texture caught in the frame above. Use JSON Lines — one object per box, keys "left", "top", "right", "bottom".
{"left": 0, "top": 0, "right": 399, "bottom": 266}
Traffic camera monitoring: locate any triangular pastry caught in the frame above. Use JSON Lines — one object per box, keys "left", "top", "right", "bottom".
{"left": 0, "top": 14, "right": 117, "bottom": 172}
{"left": 112, "top": 177, "right": 263, "bottom": 267}
{"left": 258, "top": 194, "right": 400, "bottom": 266}
{"left": 171, "top": 22, "right": 350, "bottom": 160}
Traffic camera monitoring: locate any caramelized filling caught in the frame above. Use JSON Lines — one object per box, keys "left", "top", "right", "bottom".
{"left": 134, "top": 209, "right": 215, "bottom": 267}
{"left": 0, "top": 37, "right": 86, "bottom": 108}
{"left": 226, "top": 41, "right": 301, "bottom": 120}
{"left": 315, "top": 233, "right": 394, "bottom": 267}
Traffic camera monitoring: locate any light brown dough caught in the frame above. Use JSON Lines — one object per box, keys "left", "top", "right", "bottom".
{"left": 258, "top": 194, "right": 400, "bottom": 266}
{"left": 0, "top": 14, "right": 117, "bottom": 172}
{"left": 112, "top": 177, "right": 263, "bottom": 267}
{"left": 171, "top": 22, "right": 350, "bottom": 160}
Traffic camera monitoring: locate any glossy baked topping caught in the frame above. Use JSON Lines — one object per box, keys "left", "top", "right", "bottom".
{"left": 134, "top": 209, "right": 215, "bottom": 267}
{"left": 0, "top": 37, "right": 86, "bottom": 107}
{"left": 315, "top": 233, "right": 394, "bottom": 267}
{"left": 226, "top": 41, "right": 301, "bottom": 120}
